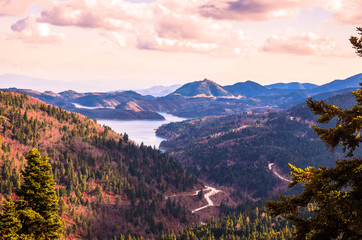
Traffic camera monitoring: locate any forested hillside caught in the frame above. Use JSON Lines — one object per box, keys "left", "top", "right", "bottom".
{"left": 170, "top": 204, "right": 292, "bottom": 240}
{"left": 116, "top": 204, "right": 293, "bottom": 240}
{"left": 0, "top": 91, "right": 198, "bottom": 239}
{"left": 157, "top": 92, "right": 360, "bottom": 200}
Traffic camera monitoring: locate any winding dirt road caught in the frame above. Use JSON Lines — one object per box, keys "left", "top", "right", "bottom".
{"left": 192, "top": 186, "right": 221, "bottom": 213}
{"left": 268, "top": 163, "right": 292, "bottom": 183}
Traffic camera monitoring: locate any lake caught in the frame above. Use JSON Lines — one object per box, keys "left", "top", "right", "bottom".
{"left": 97, "top": 113, "right": 187, "bottom": 148}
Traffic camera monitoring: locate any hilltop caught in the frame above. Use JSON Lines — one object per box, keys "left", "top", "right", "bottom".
{"left": 172, "top": 79, "right": 233, "bottom": 98}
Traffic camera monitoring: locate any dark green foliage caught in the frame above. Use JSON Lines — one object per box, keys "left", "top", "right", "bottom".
{"left": 197, "top": 189, "right": 203, "bottom": 200}
{"left": 16, "top": 148, "right": 63, "bottom": 239}
{"left": 306, "top": 86, "right": 362, "bottom": 157}
{"left": 350, "top": 27, "right": 362, "bottom": 57}
{"left": 119, "top": 205, "right": 293, "bottom": 240}
{"left": 0, "top": 148, "right": 63, "bottom": 239}
{"left": 267, "top": 78, "right": 362, "bottom": 238}
{"left": 268, "top": 159, "right": 362, "bottom": 240}
{"left": 0, "top": 199, "right": 22, "bottom": 240}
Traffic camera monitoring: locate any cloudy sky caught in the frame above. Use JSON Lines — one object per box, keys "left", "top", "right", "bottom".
{"left": 0, "top": 0, "right": 361, "bottom": 91}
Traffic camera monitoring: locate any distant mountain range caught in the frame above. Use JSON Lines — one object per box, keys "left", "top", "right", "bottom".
{"left": 170, "top": 73, "right": 362, "bottom": 99}
{"left": 1, "top": 73, "right": 361, "bottom": 119}
{"left": 135, "top": 84, "right": 181, "bottom": 97}
{"left": 265, "top": 82, "right": 317, "bottom": 90}
{"left": 0, "top": 74, "right": 100, "bottom": 92}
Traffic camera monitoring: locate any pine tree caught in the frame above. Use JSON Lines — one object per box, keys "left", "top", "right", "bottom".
{"left": 16, "top": 148, "right": 63, "bottom": 239}
{"left": 350, "top": 27, "right": 362, "bottom": 57}
{"left": 267, "top": 28, "right": 362, "bottom": 240}
{"left": 0, "top": 199, "right": 21, "bottom": 240}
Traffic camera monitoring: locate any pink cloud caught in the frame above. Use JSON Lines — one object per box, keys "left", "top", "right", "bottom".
{"left": 198, "top": 0, "right": 314, "bottom": 21}
{"left": 154, "top": 5, "right": 246, "bottom": 43}
{"left": 34, "top": 0, "right": 251, "bottom": 56}
{"left": 38, "top": 0, "right": 150, "bottom": 30}
{"left": 0, "top": 0, "right": 54, "bottom": 17}
{"left": 0, "top": 0, "right": 33, "bottom": 16}
{"left": 323, "top": 0, "right": 362, "bottom": 25}
{"left": 9, "top": 16, "right": 65, "bottom": 44}
{"left": 261, "top": 30, "right": 349, "bottom": 57}
{"left": 137, "top": 7, "right": 251, "bottom": 56}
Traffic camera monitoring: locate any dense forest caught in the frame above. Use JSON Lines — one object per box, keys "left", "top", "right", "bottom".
{"left": 115, "top": 204, "right": 293, "bottom": 240}
{"left": 0, "top": 91, "right": 198, "bottom": 239}
{"left": 157, "top": 92, "right": 360, "bottom": 200}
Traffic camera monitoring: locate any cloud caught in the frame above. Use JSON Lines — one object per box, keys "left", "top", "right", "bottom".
{"left": 0, "top": 0, "right": 33, "bottom": 16}
{"left": 322, "top": 0, "right": 362, "bottom": 25}
{"left": 261, "top": 30, "right": 348, "bottom": 57}
{"left": 38, "top": 0, "right": 151, "bottom": 30}
{"left": 9, "top": 16, "right": 65, "bottom": 44}
{"left": 128, "top": 4, "right": 251, "bottom": 56}
{"left": 35, "top": 0, "right": 251, "bottom": 56}
{"left": 0, "top": 0, "right": 54, "bottom": 17}
{"left": 198, "top": 0, "right": 314, "bottom": 21}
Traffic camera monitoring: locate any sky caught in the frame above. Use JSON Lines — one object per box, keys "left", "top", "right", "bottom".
{"left": 0, "top": 0, "right": 361, "bottom": 92}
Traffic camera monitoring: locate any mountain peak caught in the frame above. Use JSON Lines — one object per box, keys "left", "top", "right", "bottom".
{"left": 173, "top": 79, "right": 233, "bottom": 98}
{"left": 202, "top": 78, "right": 213, "bottom": 82}
{"left": 224, "top": 81, "right": 268, "bottom": 97}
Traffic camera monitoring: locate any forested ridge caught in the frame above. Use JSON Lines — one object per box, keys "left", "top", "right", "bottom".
{"left": 0, "top": 91, "right": 198, "bottom": 239}
{"left": 157, "top": 92, "right": 360, "bottom": 200}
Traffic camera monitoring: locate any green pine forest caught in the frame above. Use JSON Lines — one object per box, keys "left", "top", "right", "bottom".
{"left": 0, "top": 91, "right": 198, "bottom": 238}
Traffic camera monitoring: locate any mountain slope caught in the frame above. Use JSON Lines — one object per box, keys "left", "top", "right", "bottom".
{"left": 309, "top": 73, "right": 362, "bottom": 94}
{"left": 157, "top": 111, "right": 333, "bottom": 199}
{"left": 5, "top": 88, "right": 165, "bottom": 120}
{"left": 224, "top": 81, "right": 270, "bottom": 97}
{"left": 173, "top": 79, "right": 233, "bottom": 98}
{"left": 156, "top": 92, "right": 361, "bottom": 200}
{"left": 265, "top": 82, "right": 317, "bottom": 90}
{"left": 0, "top": 90, "right": 198, "bottom": 239}
{"left": 135, "top": 84, "right": 182, "bottom": 97}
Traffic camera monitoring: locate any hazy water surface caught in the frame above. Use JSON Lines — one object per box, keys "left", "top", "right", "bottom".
{"left": 97, "top": 113, "right": 187, "bottom": 148}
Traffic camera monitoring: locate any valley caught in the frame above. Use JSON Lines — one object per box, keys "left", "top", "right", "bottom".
{"left": 156, "top": 90, "right": 361, "bottom": 200}
{"left": 1, "top": 0, "right": 361, "bottom": 236}
{"left": 0, "top": 91, "right": 201, "bottom": 239}
{"left": 0, "top": 73, "right": 361, "bottom": 239}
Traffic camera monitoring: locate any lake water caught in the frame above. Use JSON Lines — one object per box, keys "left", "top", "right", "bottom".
{"left": 97, "top": 113, "right": 187, "bottom": 148}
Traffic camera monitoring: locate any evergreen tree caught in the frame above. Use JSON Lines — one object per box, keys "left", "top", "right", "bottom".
{"left": 267, "top": 28, "right": 362, "bottom": 240}
{"left": 350, "top": 27, "right": 362, "bottom": 57}
{"left": 0, "top": 199, "right": 21, "bottom": 240}
{"left": 16, "top": 148, "right": 63, "bottom": 239}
